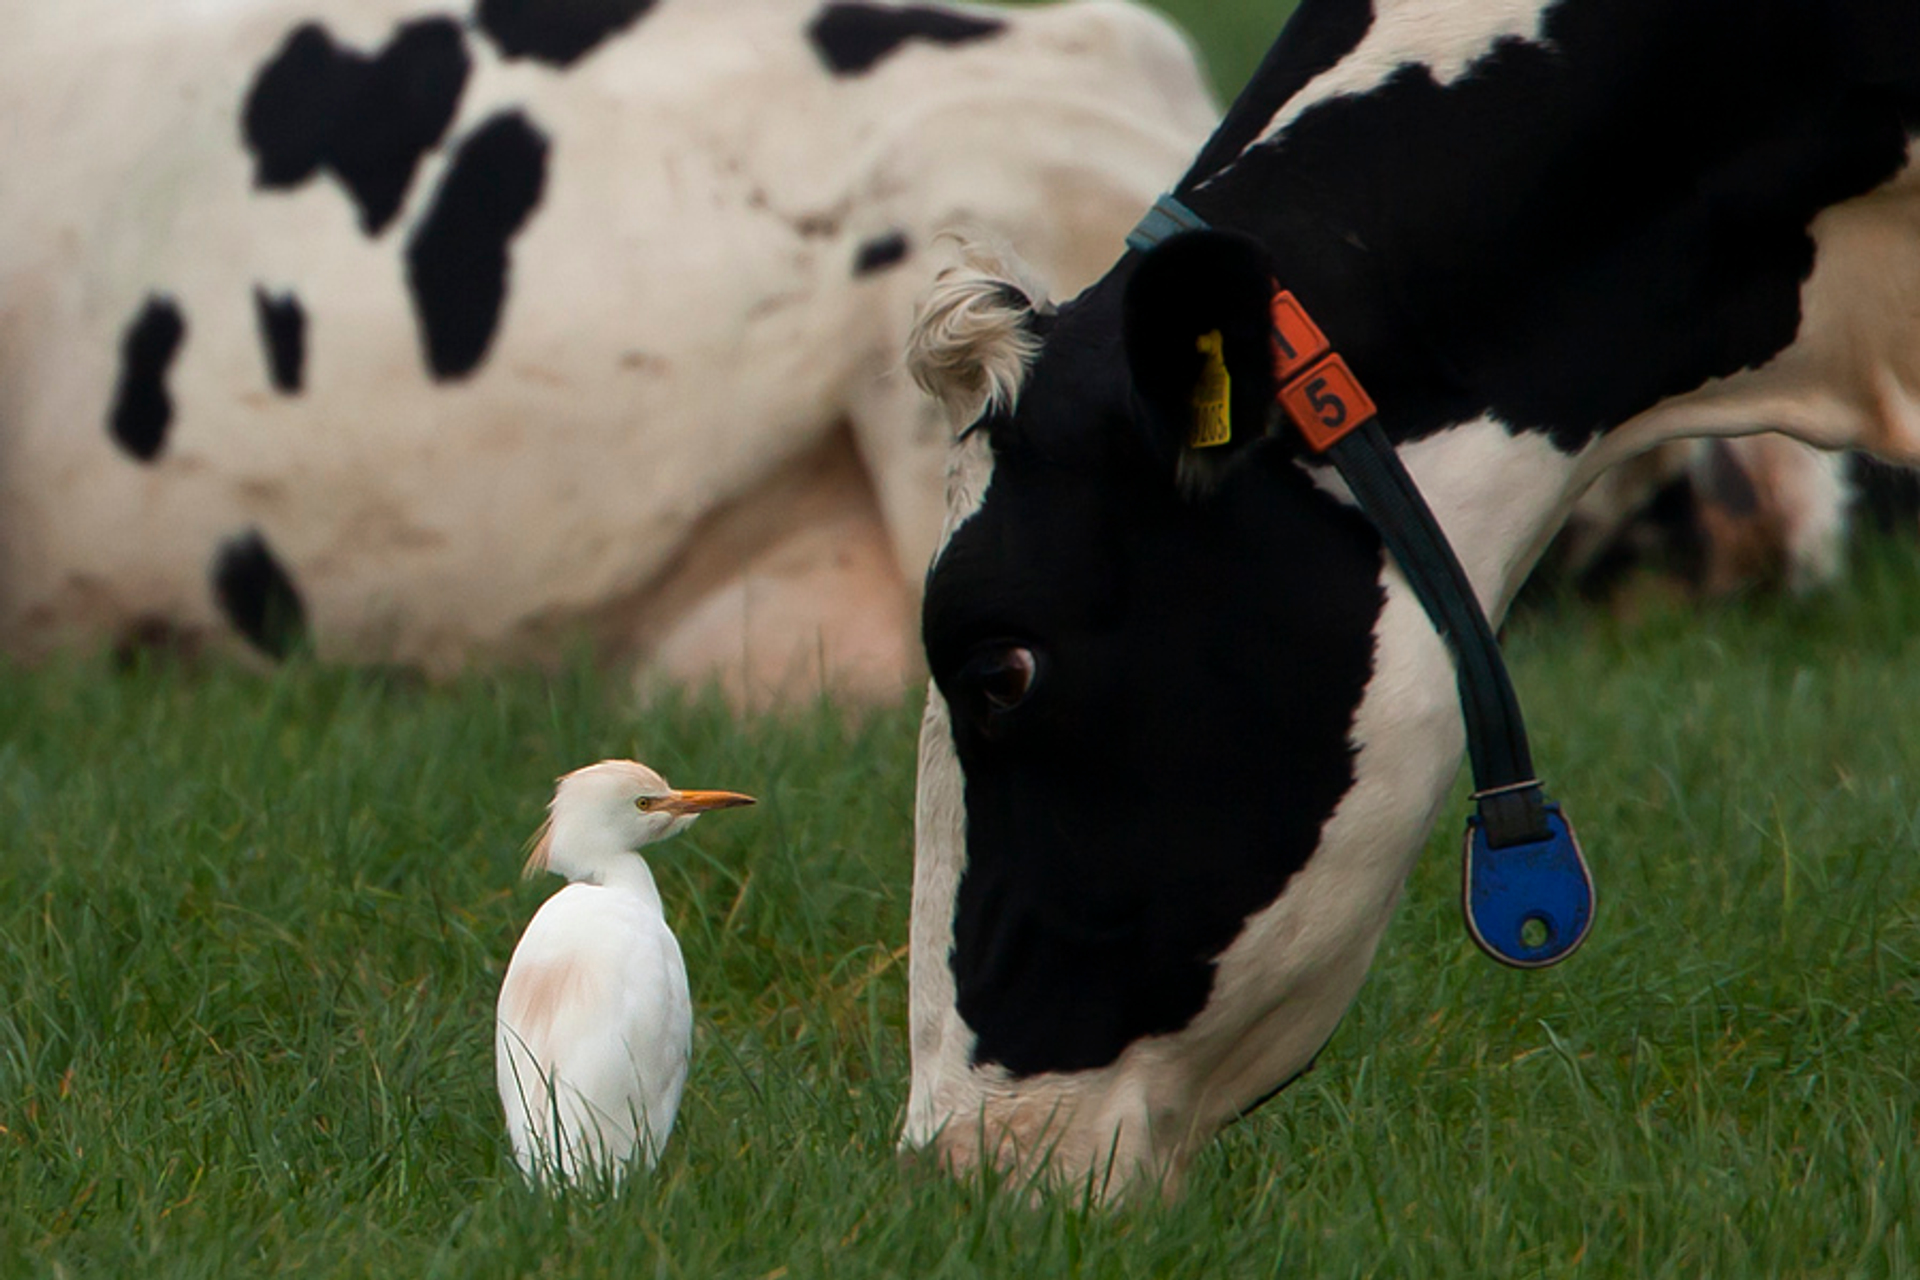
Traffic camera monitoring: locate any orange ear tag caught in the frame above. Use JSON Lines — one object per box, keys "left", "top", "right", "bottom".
{"left": 1189, "top": 330, "right": 1232, "bottom": 448}
{"left": 1270, "top": 291, "right": 1330, "bottom": 379}
{"left": 1280, "top": 353, "right": 1378, "bottom": 452}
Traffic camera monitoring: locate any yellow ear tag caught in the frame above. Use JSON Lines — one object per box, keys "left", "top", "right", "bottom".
{"left": 1189, "top": 330, "right": 1232, "bottom": 448}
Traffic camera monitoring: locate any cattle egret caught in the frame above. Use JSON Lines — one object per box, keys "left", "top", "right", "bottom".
{"left": 496, "top": 759, "right": 753, "bottom": 1184}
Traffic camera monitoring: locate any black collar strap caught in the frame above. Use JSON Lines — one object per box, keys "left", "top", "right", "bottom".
{"left": 1128, "top": 194, "right": 1595, "bottom": 968}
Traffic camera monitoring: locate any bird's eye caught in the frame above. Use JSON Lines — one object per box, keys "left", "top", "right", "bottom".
{"left": 959, "top": 644, "right": 1038, "bottom": 727}
{"left": 635, "top": 796, "right": 655, "bottom": 812}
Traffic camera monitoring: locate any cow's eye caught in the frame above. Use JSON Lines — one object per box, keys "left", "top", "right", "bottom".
{"left": 960, "top": 644, "right": 1038, "bottom": 722}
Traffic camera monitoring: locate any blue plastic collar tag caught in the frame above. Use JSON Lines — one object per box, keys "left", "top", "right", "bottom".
{"left": 1462, "top": 803, "right": 1595, "bottom": 968}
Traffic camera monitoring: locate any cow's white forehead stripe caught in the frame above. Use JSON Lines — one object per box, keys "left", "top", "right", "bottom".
{"left": 1247, "top": 0, "right": 1556, "bottom": 149}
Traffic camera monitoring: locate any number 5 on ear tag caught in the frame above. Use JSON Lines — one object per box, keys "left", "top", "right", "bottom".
{"left": 1190, "top": 330, "right": 1232, "bottom": 448}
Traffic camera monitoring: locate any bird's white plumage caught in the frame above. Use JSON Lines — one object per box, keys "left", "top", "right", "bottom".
{"left": 495, "top": 759, "right": 751, "bottom": 1185}
{"left": 496, "top": 881, "right": 692, "bottom": 1179}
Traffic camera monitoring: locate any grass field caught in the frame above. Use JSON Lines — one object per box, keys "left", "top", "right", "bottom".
{"left": 2, "top": 537, "right": 1918, "bottom": 1278}
{"left": 4, "top": 5, "right": 1916, "bottom": 1275}
{"left": 994, "top": 0, "right": 1299, "bottom": 99}
{"left": 1124, "top": 0, "right": 1297, "bottom": 98}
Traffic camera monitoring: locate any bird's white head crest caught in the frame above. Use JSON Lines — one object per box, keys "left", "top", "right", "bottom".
{"left": 524, "top": 759, "right": 754, "bottom": 882}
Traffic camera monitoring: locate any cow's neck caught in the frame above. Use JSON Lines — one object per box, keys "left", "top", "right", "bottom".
{"left": 1118, "top": 204, "right": 1597, "bottom": 621}
{"left": 1313, "top": 416, "right": 1587, "bottom": 625}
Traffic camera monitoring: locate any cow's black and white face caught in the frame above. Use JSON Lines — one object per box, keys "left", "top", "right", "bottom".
{"left": 901, "top": 0, "right": 1920, "bottom": 1197}
{"left": 902, "top": 238, "right": 1512, "bottom": 1194}
{"left": 921, "top": 264, "right": 1383, "bottom": 1078}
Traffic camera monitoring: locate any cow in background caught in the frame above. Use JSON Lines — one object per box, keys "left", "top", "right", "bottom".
{"left": 0, "top": 0, "right": 1214, "bottom": 707}
{"left": 904, "top": 0, "right": 1920, "bottom": 1197}
{"left": 1553, "top": 434, "right": 1853, "bottom": 601}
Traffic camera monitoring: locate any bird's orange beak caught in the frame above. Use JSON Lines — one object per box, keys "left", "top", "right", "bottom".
{"left": 655, "top": 789, "right": 756, "bottom": 817}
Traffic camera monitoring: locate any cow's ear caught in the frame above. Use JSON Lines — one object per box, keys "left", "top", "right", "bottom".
{"left": 909, "top": 241, "right": 1051, "bottom": 434}
{"left": 1122, "top": 230, "right": 1279, "bottom": 491}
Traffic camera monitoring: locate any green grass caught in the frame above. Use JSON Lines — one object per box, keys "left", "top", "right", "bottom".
{"left": 2, "top": 541, "right": 1918, "bottom": 1278}
{"left": 993, "top": 1, "right": 1300, "bottom": 101}
{"left": 1128, "top": 1, "right": 1297, "bottom": 99}
{"left": 12, "top": 7, "right": 1911, "bottom": 1275}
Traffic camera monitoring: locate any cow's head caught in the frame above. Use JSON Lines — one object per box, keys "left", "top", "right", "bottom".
{"left": 900, "top": 233, "right": 1484, "bottom": 1196}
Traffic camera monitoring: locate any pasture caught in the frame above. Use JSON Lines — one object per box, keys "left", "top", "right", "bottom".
{"left": 1081, "top": 0, "right": 1289, "bottom": 96}
{"left": 5, "top": 0, "right": 1919, "bottom": 1274}
{"left": 2, "top": 539, "right": 1917, "bottom": 1277}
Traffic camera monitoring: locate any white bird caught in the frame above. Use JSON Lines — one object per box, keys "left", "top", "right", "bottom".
{"left": 495, "top": 758, "right": 754, "bottom": 1185}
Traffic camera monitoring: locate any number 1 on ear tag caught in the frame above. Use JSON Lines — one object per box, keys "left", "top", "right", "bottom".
{"left": 1190, "top": 330, "right": 1232, "bottom": 448}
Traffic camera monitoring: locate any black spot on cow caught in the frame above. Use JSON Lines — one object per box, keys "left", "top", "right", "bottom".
{"left": 806, "top": 3, "right": 1004, "bottom": 77}
{"left": 475, "top": 0, "right": 658, "bottom": 67}
{"left": 253, "top": 287, "right": 306, "bottom": 394}
{"left": 108, "top": 296, "right": 186, "bottom": 463}
{"left": 242, "top": 17, "right": 470, "bottom": 236}
{"left": 853, "top": 230, "right": 909, "bottom": 275}
{"left": 405, "top": 112, "right": 550, "bottom": 381}
{"left": 211, "top": 530, "right": 309, "bottom": 660}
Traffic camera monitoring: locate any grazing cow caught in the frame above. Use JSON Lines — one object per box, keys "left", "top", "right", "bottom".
{"left": 904, "top": 0, "right": 1920, "bottom": 1196}
{"left": 0, "top": 0, "right": 1213, "bottom": 707}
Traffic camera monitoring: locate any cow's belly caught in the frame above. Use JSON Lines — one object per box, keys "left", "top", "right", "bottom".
{"left": 634, "top": 425, "right": 916, "bottom": 711}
